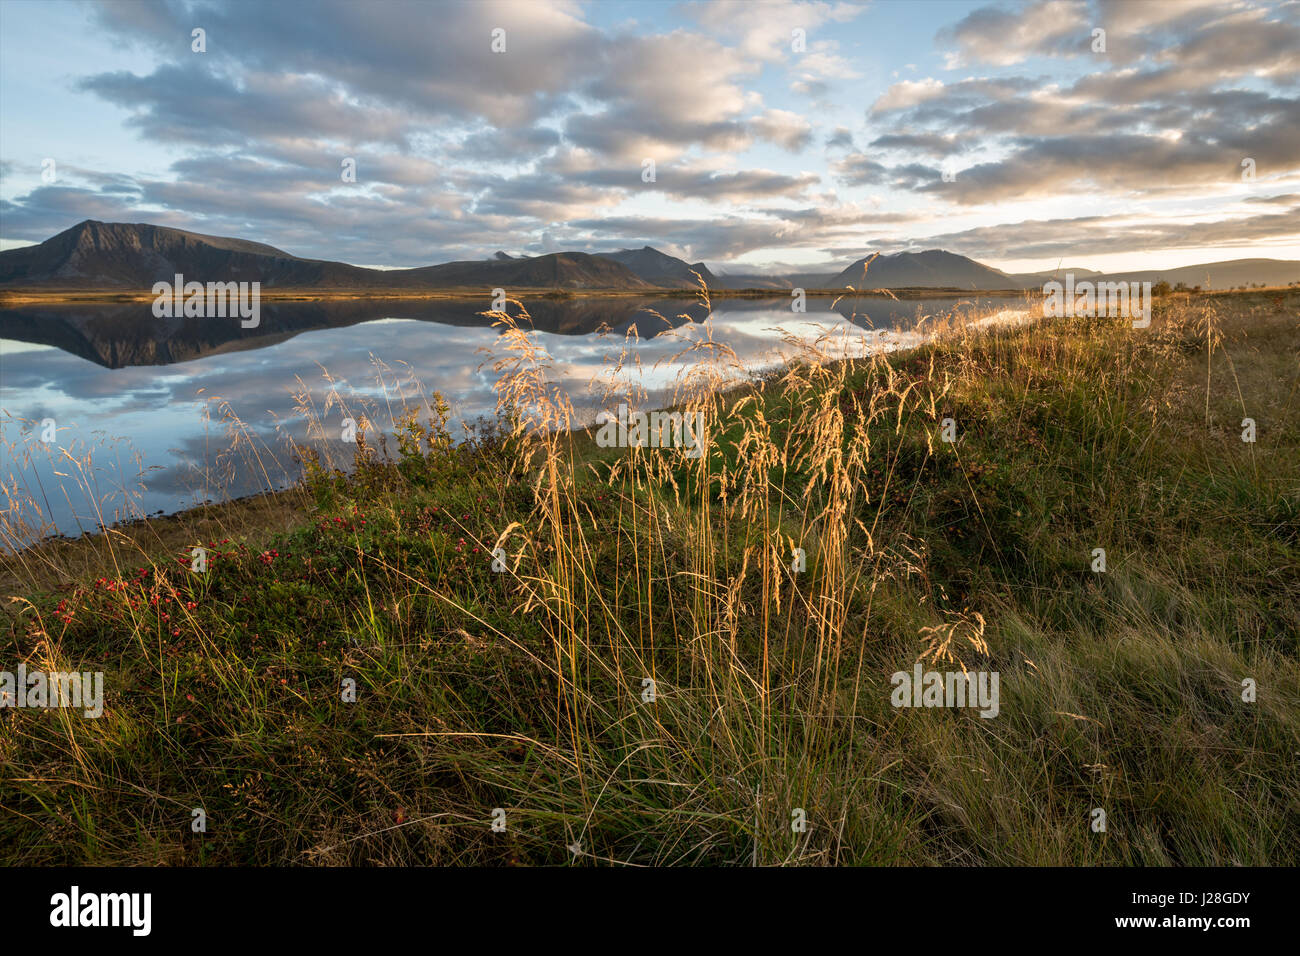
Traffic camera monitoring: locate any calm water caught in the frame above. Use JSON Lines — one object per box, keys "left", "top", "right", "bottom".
{"left": 0, "top": 293, "right": 1025, "bottom": 542}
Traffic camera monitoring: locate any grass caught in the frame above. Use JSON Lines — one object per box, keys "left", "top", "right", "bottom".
{"left": 1, "top": 287, "right": 1297, "bottom": 866}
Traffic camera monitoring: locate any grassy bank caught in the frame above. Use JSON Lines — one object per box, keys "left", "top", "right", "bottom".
{"left": 1, "top": 290, "right": 1297, "bottom": 865}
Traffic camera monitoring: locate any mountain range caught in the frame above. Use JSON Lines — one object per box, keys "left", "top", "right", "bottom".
{"left": 2, "top": 220, "right": 1297, "bottom": 293}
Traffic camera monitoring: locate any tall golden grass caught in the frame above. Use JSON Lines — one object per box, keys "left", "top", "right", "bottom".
{"left": 1, "top": 280, "right": 1296, "bottom": 865}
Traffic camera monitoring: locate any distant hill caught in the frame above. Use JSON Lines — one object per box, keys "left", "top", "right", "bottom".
{"left": 829, "top": 250, "right": 1023, "bottom": 290}
{"left": 0, "top": 221, "right": 651, "bottom": 291}
{"left": 403, "top": 252, "right": 652, "bottom": 290}
{"left": 1016, "top": 268, "right": 1104, "bottom": 284}
{"left": 1091, "top": 259, "right": 1300, "bottom": 290}
{"left": 714, "top": 257, "right": 1300, "bottom": 292}
{"left": 594, "top": 246, "right": 715, "bottom": 289}
{"left": 709, "top": 272, "right": 796, "bottom": 290}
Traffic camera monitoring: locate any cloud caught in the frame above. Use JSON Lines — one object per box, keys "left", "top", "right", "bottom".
{"left": 868, "top": 132, "right": 968, "bottom": 157}
{"left": 688, "top": 0, "right": 864, "bottom": 64}
{"left": 80, "top": 66, "right": 416, "bottom": 148}
{"left": 870, "top": 78, "right": 946, "bottom": 113}
{"left": 2, "top": 0, "right": 1296, "bottom": 270}
{"left": 899, "top": 202, "right": 1300, "bottom": 260}
{"left": 90, "top": 0, "right": 599, "bottom": 127}
{"left": 565, "top": 30, "right": 759, "bottom": 162}
{"left": 825, "top": 126, "right": 856, "bottom": 150}
{"left": 938, "top": 0, "right": 1090, "bottom": 67}
{"left": 832, "top": 155, "right": 938, "bottom": 189}
{"left": 751, "top": 109, "right": 815, "bottom": 151}
{"left": 859, "top": 1, "right": 1300, "bottom": 210}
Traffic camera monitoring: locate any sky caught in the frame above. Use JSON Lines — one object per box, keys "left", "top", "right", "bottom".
{"left": 1, "top": 0, "right": 1297, "bottom": 275}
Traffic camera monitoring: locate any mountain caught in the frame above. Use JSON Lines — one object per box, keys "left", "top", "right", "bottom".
{"left": 0, "top": 221, "right": 651, "bottom": 291}
{"left": 401, "top": 252, "right": 653, "bottom": 290}
{"left": 0, "top": 220, "right": 386, "bottom": 289}
{"left": 595, "top": 249, "right": 812, "bottom": 291}
{"left": 1016, "top": 268, "right": 1104, "bottom": 284}
{"left": 715, "top": 255, "right": 1299, "bottom": 292}
{"left": 829, "top": 250, "right": 1023, "bottom": 290}
{"left": 594, "top": 246, "right": 715, "bottom": 289}
{"left": 4, "top": 221, "right": 1297, "bottom": 294}
{"left": 1088, "top": 259, "right": 1300, "bottom": 290}
{"left": 709, "top": 272, "right": 796, "bottom": 290}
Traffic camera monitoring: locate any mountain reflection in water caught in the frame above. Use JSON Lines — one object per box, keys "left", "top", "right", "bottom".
{"left": 0, "top": 293, "right": 1023, "bottom": 542}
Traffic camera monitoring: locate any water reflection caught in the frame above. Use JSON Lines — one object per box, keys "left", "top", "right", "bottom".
{"left": 0, "top": 293, "right": 1022, "bottom": 542}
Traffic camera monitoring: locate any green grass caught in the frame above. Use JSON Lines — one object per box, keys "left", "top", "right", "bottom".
{"left": 1, "top": 289, "right": 1297, "bottom": 865}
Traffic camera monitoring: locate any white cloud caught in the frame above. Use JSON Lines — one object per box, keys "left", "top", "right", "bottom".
{"left": 751, "top": 109, "right": 815, "bottom": 151}
{"left": 871, "top": 78, "right": 946, "bottom": 112}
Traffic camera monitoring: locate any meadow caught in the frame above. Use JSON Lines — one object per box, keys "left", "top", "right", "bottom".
{"left": 1, "top": 287, "right": 1296, "bottom": 865}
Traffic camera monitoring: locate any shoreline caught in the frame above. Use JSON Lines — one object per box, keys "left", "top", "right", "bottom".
{"left": 0, "top": 305, "right": 994, "bottom": 560}
{"left": 0, "top": 286, "right": 1037, "bottom": 306}
{"left": 1, "top": 286, "right": 1290, "bottom": 564}
{"left": 3, "top": 284, "right": 1294, "bottom": 308}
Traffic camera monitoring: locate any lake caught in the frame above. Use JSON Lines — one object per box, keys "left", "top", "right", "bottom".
{"left": 0, "top": 293, "right": 1028, "bottom": 543}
